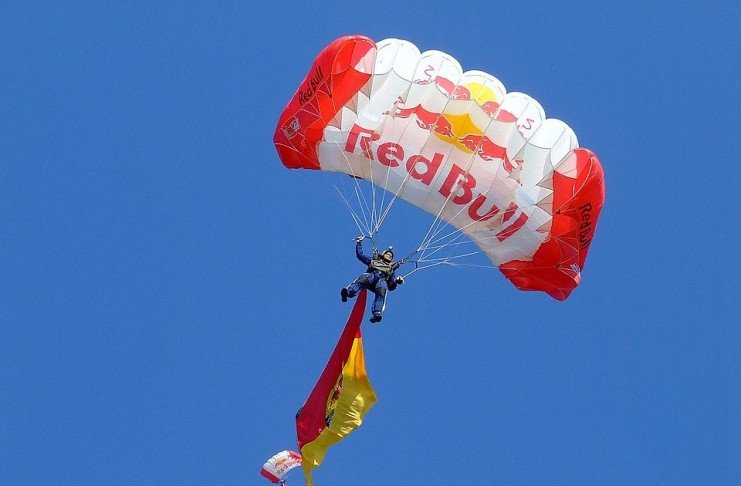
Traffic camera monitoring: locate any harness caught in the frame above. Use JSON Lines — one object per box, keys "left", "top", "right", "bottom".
{"left": 368, "top": 258, "right": 393, "bottom": 277}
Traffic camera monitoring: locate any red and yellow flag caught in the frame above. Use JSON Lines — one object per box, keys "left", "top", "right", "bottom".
{"left": 296, "top": 289, "right": 377, "bottom": 485}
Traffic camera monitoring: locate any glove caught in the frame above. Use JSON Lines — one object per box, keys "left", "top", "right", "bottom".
{"left": 355, "top": 235, "right": 365, "bottom": 242}
{"left": 395, "top": 276, "right": 404, "bottom": 285}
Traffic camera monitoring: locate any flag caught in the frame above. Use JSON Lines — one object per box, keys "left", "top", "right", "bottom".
{"left": 296, "top": 289, "right": 377, "bottom": 485}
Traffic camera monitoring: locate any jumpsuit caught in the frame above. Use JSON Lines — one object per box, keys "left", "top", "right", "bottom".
{"left": 345, "top": 241, "right": 400, "bottom": 317}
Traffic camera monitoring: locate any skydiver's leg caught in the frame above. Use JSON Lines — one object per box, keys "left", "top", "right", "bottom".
{"left": 345, "top": 273, "right": 371, "bottom": 298}
{"left": 370, "top": 280, "right": 388, "bottom": 319}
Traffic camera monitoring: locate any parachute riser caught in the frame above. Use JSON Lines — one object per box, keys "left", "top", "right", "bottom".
{"left": 401, "top": 260, "right": 420, "bottom": 279}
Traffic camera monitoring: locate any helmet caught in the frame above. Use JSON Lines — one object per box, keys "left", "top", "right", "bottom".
{"left": 381, "top": 247, "right": 394, "bottom": 259}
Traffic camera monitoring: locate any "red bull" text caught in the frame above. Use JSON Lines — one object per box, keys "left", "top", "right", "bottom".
{"left": 344, "top": 124, "right": 529, "bottom": 242}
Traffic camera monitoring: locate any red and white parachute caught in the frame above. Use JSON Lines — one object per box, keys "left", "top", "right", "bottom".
{"left": 260, "top": 450, "right": 302, "bottom": 484}
{"left": 274, "top": 36, "right": 605, "bottom": 300}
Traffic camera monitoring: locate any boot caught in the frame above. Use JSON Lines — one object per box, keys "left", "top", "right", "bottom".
{"left": 369, "top": 314, "right": 382, "bottom": 323}
{"left": 340, "top": 288, "right": 349, "bottom": 302}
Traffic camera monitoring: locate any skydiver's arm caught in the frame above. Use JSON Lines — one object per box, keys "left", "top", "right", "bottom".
{"left": 355, "top": 241, "right": 371, "bottom": 265}
{"left": 388, "top": 269, "right": 404, "bottom": 290}
{"left": 391, "top": 270, "right": 405, "bottom": 291}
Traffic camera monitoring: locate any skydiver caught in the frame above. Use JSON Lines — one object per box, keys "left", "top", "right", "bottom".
{"left": 341, "top": 235, "right": 404, "bottom": 323}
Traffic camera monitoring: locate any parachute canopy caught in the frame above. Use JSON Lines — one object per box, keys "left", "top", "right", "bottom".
{"left": 274, "top": 36, "right": 605, "bottom": 300}
{"left": 260, "top": 450, "right": 302, "bottom": 484}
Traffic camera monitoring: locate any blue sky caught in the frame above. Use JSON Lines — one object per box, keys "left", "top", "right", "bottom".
{"left": 2, "top": 2, "right": 739, "bottom": 485}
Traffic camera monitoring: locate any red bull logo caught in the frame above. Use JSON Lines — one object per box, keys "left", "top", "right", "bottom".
{"left": 458, "top": 134, "right": 506, "bottom": 161}
{"left": 390, "top": 107, "right": 520, "bottom": 177}
{"left": 395, "top": 105, "right": 444, "bottom": 131}
{"left": 388, "top": 75, "right": 520, "bottom": 175}
{"left": 344, "top": 124, "right": 529, "bottom": 241}
{"left": 282, "top": 117, "right": 301, "bottom": 139}
{"left": 410, "top": 67, "right": 517, "bottom": 119}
